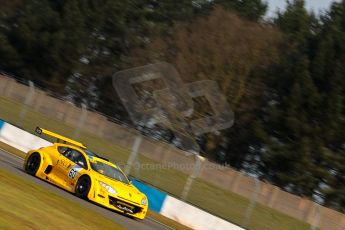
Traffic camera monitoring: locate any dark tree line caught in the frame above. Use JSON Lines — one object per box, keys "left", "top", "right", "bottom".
{"left": 0, "top": 0, "right": 344, "bottom": 211}
{"left": 256, "top": 1, "right": 345, "bottom": 210}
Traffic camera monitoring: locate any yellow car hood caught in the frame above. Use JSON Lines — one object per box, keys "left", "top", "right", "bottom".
{"left": 95, "top": 173, "right": 145, "bottom": 204}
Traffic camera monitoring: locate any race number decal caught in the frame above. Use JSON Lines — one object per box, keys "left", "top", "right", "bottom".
{"left": 68, "top": 165, "right": 82, "bottom": 179}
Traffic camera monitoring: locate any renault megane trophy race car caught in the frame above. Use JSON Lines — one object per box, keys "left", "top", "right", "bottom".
{"left": 24, "top": 127, "right": 148, "bottom": 219}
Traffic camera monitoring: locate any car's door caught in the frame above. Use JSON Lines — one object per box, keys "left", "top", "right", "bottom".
{"left": 64, "top": 149, "right": 88, "bottom": 188}
{"left": 51, "top": 147, "right": 87, "bottom": 191}
{"left": 49, "top": 146, "right": 74, "bottom": 189}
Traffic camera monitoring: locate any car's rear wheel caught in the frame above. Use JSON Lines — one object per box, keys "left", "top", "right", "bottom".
{"left": 75, "top": 176, "right": 91, "bottom": 199}
{"left": 25, "top": 153, "right": 41, "bottom": 176}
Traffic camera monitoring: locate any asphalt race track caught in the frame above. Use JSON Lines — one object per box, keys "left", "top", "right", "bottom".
{"left": 0, "top": 149, "right": 171, "bottom": 230}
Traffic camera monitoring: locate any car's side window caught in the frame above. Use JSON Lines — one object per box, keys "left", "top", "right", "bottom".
{"left": 62, "top": 148, "right": 73, "bottom": 158}
{"left": 57, "top": 146, "right": 68, "bottom": 154}
{"left": 65, "top": 148, "right": 87, "bottom": 169}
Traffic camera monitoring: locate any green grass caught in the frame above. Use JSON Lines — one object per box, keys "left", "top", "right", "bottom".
{"left": 0, "top": 141, "right": 26, "bottom": 158}
{"left": 0, "top": 96, "right": 311, "bottom": 230}
{"left": 0, "top": 168, "right": 124, "bottom": 230}
{"left": 188, "top": 178, "right": 310, "bottom": 230}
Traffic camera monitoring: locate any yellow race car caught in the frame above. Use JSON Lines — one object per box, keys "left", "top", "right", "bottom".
{"left": 24, "top": 127, "right": 148, "bottom": 220}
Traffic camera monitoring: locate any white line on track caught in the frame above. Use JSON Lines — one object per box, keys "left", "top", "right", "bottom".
{"left": 147, "top": 217, "right": 174, "bottom": 230}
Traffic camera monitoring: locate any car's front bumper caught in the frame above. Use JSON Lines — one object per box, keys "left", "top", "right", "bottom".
{"left": 88, "top": 185, "right": 148, "bottom": 219}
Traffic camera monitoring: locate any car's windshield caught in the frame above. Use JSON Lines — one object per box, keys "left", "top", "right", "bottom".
{"left": 90, "top": 161, "right": 129, "bottom": 184}
{"left": 85, "top": 150, "right": 98, "bottom": 157}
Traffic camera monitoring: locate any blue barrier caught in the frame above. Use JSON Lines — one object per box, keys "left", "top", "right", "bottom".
{"left": 0, "top": 119, "right": 4, "bottom": 130}
{"left": 132, "top": 179, "right": 167, "bottom": 213}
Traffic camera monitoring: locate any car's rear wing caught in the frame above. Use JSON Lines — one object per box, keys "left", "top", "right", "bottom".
{"left": 35, "top": 127, "right": 87, "bottom": 149}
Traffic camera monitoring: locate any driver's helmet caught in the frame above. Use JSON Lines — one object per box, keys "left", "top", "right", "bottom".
{"left": 71, "top": 151, "right": 79, "bottom": 161}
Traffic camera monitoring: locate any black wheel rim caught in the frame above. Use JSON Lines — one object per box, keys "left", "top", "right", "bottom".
{"left": 27, "top": 155, "right": 40, "bottom": 172}
{"left": 77, "top": 178, "right": 88, "bottom": 195}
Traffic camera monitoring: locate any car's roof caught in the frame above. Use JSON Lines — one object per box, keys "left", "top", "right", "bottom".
{"left": 54, "top": 143, "right": 119, "bottom": 169}
{"left": 86, "top": 153, "right": 119, "bottom": 169}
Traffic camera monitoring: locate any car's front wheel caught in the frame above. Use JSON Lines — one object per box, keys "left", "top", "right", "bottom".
{"left": 75, "top": 176, "right": 91, "bottom": 199}
{"left": 25, "top": 152, "right": 41, "bottom": 176}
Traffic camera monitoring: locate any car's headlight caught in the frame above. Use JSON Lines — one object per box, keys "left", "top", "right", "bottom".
{"left": 141, "top": 197, "right": 147, "bottom": 205}
{"left": 99, "top": 181, "right": 117, "bottom": 195}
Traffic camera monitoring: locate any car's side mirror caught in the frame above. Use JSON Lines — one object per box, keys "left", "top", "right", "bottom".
{"left": 129, "top": 180, "right": 132, "bottom": 184}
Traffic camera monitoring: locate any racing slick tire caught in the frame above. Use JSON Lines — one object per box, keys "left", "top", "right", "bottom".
{"left": 75, "top": 176, "right": 91, "bottom": 199}
{"left": 25, "top": 152, "right": 41, "bottom": 176}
